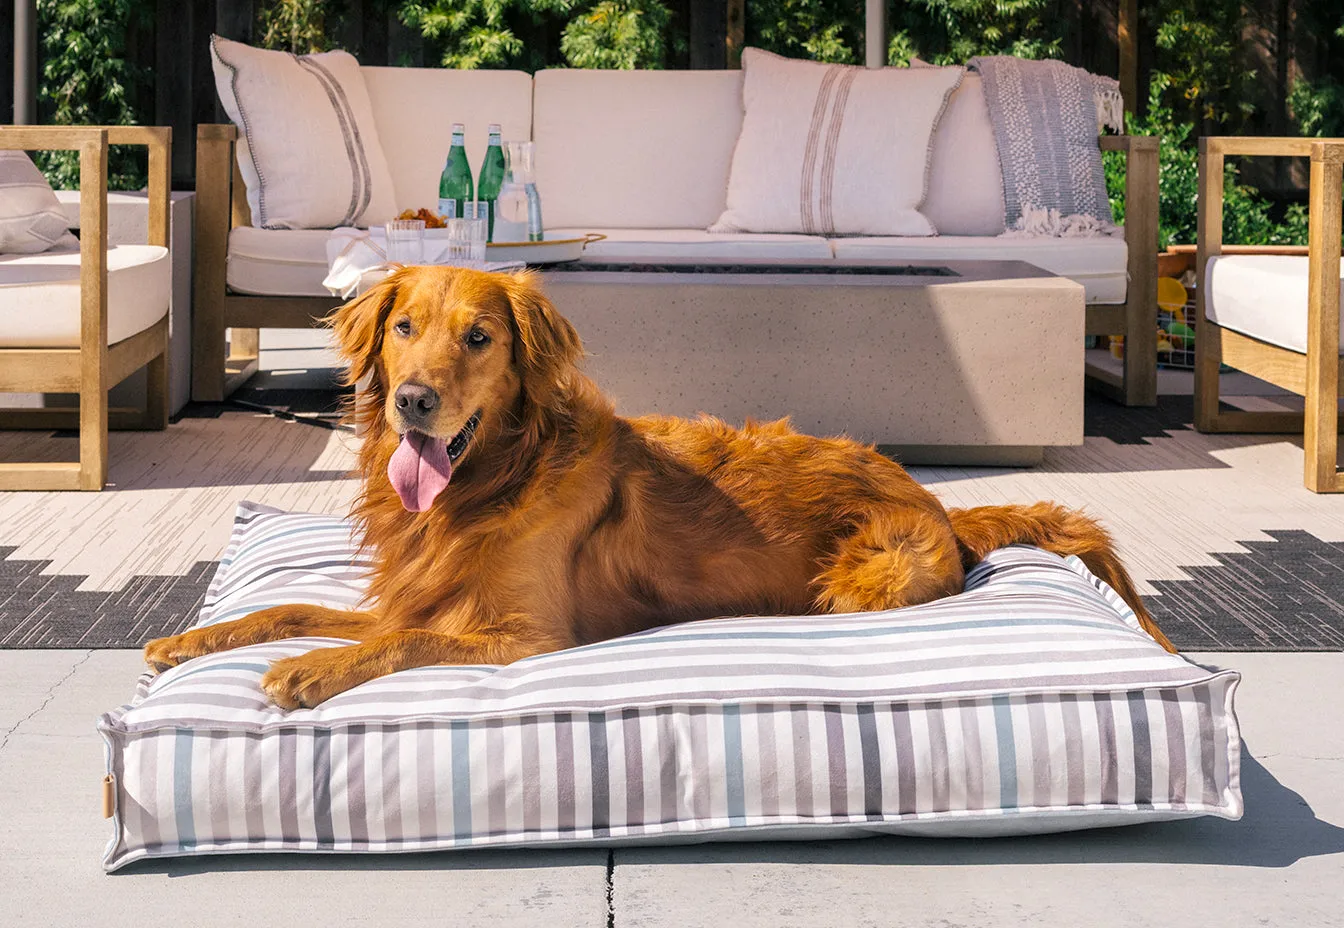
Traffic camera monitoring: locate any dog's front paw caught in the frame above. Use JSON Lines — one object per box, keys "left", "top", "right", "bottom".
{"left": 143, "top": 630, "right": 218, "bottom": 673}
{"left": 261, "top": 651, "right": 358, "bottom": 710}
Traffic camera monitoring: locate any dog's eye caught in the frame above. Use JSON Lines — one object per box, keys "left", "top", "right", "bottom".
{"left": 466, "top": 328, "right": 490, "bottom": 348}
{"left": 393, "top": 319, "right": 412, "bottom": 337}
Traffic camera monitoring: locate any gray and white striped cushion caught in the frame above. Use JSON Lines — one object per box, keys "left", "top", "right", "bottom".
{"left": 98, "top": 501, "right": 1243, "bottom": 871}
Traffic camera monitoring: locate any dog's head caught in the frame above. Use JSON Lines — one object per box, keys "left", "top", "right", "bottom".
{"left": 331, "top": 266, "right": 583, "bottom": 512}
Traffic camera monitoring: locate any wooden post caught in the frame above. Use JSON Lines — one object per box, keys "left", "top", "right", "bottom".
{"left": 1194, "top": 137, "right": 1225, "bottom": 432}
{"left": 1118, "top": 0, "right": 1137, "bottom": 116}
{"left": 1303, "top": 140, "right": 1343, "bottom": 491}
{"left": 1122, "top": 135, "right": 1159, "bottom": 406}
{"left": 78, "top": 133, "right": 110, "bottom": 490}
{"left": 726, "top": 0, "right": 745, "bottom": 69}
{"left": 865, "top": 0, "right": 886, "bottom": 68}
{"left": 192, "top": 124, "right": 236, "bottom": 402}
{"left": 689, "top": 0, "right": 728, "bottom": 69}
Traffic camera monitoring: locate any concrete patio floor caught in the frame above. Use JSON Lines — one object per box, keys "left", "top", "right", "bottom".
{"left": 0, "top": 651, "right": 1341, "bottom": 927}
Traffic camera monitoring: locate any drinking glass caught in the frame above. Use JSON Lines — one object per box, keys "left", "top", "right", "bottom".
{"left": 447, "top": 215, "right": 488, "bottom": 268}
{"left": 384, "top": 219, "right": 425, "bottom": 265}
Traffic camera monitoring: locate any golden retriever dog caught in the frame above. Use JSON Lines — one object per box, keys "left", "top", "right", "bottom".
{"left": 145, "top": 267, "right": 1175, "bottom": 708}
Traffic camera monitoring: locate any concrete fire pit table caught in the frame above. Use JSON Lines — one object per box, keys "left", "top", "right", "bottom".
{"left": 539, "top": 258, "right": 1084, "bottom": 466}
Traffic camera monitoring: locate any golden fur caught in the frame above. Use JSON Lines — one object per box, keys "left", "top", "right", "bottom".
{"left": 144, "top": 267, "right": 1175, "bottom": 708}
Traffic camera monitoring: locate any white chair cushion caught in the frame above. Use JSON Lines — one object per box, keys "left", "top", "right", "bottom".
{"left": 362, "top": 66, "right": 534, "bottom": 218}
{"left": 711, "top": 49, "right": 964, "bottom": 236}
{"left": 548, "top": 228, "right": 834, "bottom": 261}
{"left": 534, "top": 69, "right": 745, "bottom": 230}
{"left": 211, "top": 36, "right": 397, "bottom": 230}
{"left": 226, "top": 227, "right": 331, "bottom": 297}
{"left": 830, "top": 234, "right": 1128, "bottom": 305}
{"left": 922, "top": 73, "right": 1006, "bottom": 237}
{"left": 0, "top": 244, "right": 170, "bottom": 347}
{"left": 1205, "top": 254, "right": 1344, "bottom": 355}
{"left": 0, "top": 151, "right": 79, "bottom": 254}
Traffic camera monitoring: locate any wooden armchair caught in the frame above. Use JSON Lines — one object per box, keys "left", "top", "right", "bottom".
{"left": 0, "top": 126, "right": 172, "bottom": 490}
{"left": 1194, "top": 137, "right": 1343, "bottom": 492}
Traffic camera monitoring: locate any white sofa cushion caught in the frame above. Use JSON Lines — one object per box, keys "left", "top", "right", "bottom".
{"left": 0, "top": 244, "right": 169, "bottom": 347}
{"left": 712, "top": 49, "right": 963, "bottom": 236}
{"left": 534, "top": 69, "right": 744, "bottom": 230}
{"left": 211, "top": 35, "right": 397, "bottom": 230}
{"left": 226, "top": 227, "right": 332, "bottom": 297}
{"left": 362, "top": 66, "right": 534, "bottom": 219}
{"left": 548, "top": 228, "right": 833, "bottom": 261}
{"left": 922, "top": 73, "right": 1006, "bottom": 237}
{"left": 1205, "top": 254, "right": 1344, "bottom": 355}
{"left": 830, "top": 234, "right": 1128, "bottom": 305}
{"left": 0, "top": 151, "right": 78, "bottom": 254}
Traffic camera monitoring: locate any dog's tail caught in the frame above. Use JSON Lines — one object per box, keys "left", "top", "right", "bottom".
{"left": 946, "top": 502, "right": 1176, "bottom": 653}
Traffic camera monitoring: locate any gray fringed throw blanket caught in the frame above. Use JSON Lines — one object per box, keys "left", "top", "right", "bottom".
{"left": 968, "top": 56, "right": 1125, "bottom": 237}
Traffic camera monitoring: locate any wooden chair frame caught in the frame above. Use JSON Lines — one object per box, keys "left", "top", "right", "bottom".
{"left": 1194, "top": 136, "right": 1344, "bottom": 492}
{"left": 0, "top": 126, "right": 172, "bottom": 491}
{"left": 189, "top": 126, "right": 1161, "bottom": 407}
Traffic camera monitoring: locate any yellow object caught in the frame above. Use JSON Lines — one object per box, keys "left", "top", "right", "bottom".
{"left": 1157, "top": 276, "right": 1188, "bottom": 313}
{"left": 1109, "top": 335, "right": 1124, "bottom": 360}
{"left": 1157, "top": 338, "right": 1174, "bottom": 353}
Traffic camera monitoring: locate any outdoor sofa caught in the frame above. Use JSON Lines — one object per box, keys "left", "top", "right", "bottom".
{"left": 192, "top": 63, "right": 1160, "bottom": 434}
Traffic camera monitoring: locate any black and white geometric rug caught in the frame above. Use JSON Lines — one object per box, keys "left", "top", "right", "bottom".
{"left": 2, "top": 391, "right": 1342, "bottom": 651}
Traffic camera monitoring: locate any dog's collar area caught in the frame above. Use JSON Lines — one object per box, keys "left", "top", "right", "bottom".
{"left": 446, "top": 412, "right": 482, "bottom": 462}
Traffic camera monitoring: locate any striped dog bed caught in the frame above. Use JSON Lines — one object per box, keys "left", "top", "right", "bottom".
{"left": 98, "top": 502, "right": 1243, "bottom": 871}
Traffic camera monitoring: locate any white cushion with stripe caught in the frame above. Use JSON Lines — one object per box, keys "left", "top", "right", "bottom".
{"left": 98, "top": 501, "right": 1243, "bottom": 871}
{"left": 711, "top": 49, "right": 965, "bottom": 236}
{"left": 211, "top": 35, "right": 397, "bottom": 230}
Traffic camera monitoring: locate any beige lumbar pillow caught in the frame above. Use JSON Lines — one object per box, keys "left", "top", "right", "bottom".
{"left": 711, "top": 48, "right": 964, "bottom": 236}
{"left": 0, "top": 151, "right": 78, "bottom": 254}
{"left": 210, "top": 35, "right": 397, "bottom": 230}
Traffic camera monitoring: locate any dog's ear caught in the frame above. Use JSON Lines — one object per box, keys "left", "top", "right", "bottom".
{"left": 328, "top": 273, "right": 402, "bottom": 387}
{"left": 502, "top": 270, "right": 583, "bottom": 405}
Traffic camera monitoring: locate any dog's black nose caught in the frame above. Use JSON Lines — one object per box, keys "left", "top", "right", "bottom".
{"left": 394, "top": 382, "right": 439, "bottom": 426}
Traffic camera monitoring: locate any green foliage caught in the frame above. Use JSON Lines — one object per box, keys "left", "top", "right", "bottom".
{"left": 888, "top": 0, "right": 1060, "bottom": 66}
{"left": 398, "top": 0, "right": 570, "bottom": 70}
{"left": 560, "top": 0, "right": 670, "bottom": 69}
{"left": 1150, "top": 1, "right": 1254, "bottom": 128}
{"left": 1106, "top": 76, "right": 1308, "bottom": 249}
{"left": 745, "top": 0, "right": 864, "bottom": 64}
{"left": 1288, "top": 75, "right": 1344, "bottom": 139}
{"left": 259, "top": 0, "right": 333, "bottom": 54}
{"left": 34, "top": 0, "right": 152, "bottom": 190}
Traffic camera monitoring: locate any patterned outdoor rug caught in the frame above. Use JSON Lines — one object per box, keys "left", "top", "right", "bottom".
{"left": 1, "top": 390, "right": 1341, "bottom": 651}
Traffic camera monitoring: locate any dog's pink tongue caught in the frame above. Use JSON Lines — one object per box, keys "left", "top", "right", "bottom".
{"left": 387, "top": 431, "right": 453, "bottom": 512}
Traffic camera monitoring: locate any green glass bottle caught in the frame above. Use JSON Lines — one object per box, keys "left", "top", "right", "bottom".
{"left": 437, "top": 123, "right": 473, "bottom": 220}
{"left": 476, "top": 124, "right": 506, "bottom": 242}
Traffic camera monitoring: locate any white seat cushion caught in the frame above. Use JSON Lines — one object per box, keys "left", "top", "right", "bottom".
{"left": 0, "top": 244, "right": 169, "bottom": 347}
{"left": 549, "top": 228, "right": 834, "bottom": 261}
{"left": 227, "top": 227, "right": 331, "bottom": 297}
{"left": 830, "top": 234, "right": 1128, "bottom": 305}
{"left": 1205, "top": 254, "right": 1344, "bottom": 355}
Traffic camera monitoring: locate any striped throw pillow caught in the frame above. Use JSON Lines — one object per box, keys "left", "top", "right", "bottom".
{"left": 210, "top": 35, "right": 397, "bottom": 230}
{"left": 0, "top": 151, "right": 78, "bottom": 254}
{"left": 710, "top": 48, "right": 965, "bottom": 236}
{"left": 98, "top": 501, "right": 1243, "bottom": 871}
